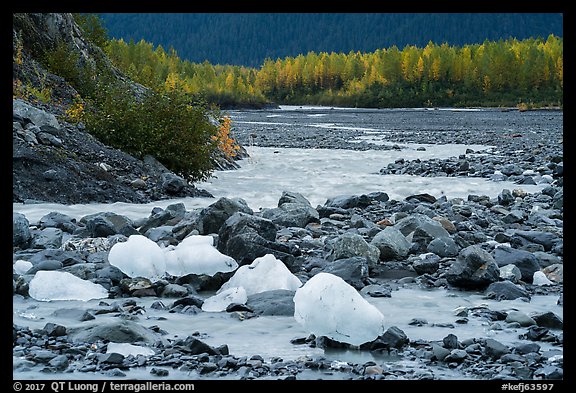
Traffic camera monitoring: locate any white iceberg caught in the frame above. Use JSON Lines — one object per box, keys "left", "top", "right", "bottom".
{"left": 13, "top": 259, "right": 33, "bottom": 274}
{"left": 164, "top": 235, "right": 238, "bottom": 277}
{"left": 108, "top": 235, "right": 166, "bottom": 281}
{"left": 202, "top": 286, "right": 248, "bottom": 312}
{"left": 293, "top": 272, "right": 385, "bottom": 346}
{"left": 218, "top": 254, "right": 302, "bottom": 296}
{"left": 533, "top": 271, "right": 553, "bottom": 286}
{"left": 106, "top": 342, "right": 155, "bottom": 357}
{"left": 29, "top": 270, "right": 109, "bottom": 301}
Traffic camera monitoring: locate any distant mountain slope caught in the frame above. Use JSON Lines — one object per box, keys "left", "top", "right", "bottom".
{"left": 99, "top": 13, "right": 563, "bottom": 67}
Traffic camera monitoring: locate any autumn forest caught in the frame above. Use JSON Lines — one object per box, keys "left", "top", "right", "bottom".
{"left": 104, "top": 34, "right": 563, "bottom": 109}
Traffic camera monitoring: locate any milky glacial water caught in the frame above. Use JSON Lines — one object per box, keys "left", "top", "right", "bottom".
{"left": 13, "top": 285, "right": 563, "bottom": 380}
{"left": 13, "top": 144, "right": 546, "bottom": 223}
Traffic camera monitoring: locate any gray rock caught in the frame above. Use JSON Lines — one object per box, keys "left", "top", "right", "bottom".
{"left": 68, "top": 320, "right": 159, "bottom": 344}
{"left": 42, "top": 322, "right": 66, "bottom": 337}
{"left": 327, "top": 232, "right": 380, "bottom": 268}
{"left": 514, "top": 343, "right": 541, "bottom": 354}
{"left": 446, "top": 245, "right": 500, "bottom": 288}
{"left": 324, "top": 194, "right": 372, "bottom": 209}
{"left": 62, "top": 263, "right": 100, "bottom": 280}
{"left": 27, "top": 249, "right": 85, "bottom": 267}
{"left": 502, "top": 210, "right": 525, "bottom": 224}
{"left": 533, "top": 252, "right": 562, "bottom": 269}
{"left": 261, "top": 202, "right": 320, "bottom": 228}
{"left": 30, "top": 227, "right": 63, "bottom": 249}
{"left": 493, "top": 247, "right": 541, "bottom": 283}
{"left": 370, "top": 227, "right": 410, "bottom": 261}
{"left": 552, "top": 190, "right": 563, "bottom": 209}
{"left": 505, "top": 311, "right": 536, "bottom": 327}
{"left": 394, "top": 214, "right": 440, "bottom": 237}
{"left": 99, "top": 352, "right": 125, "bottom": 364}
{"left": 161, "top": 284, "right": 189, "bottom": 298}
{"left": 431, "top": 343, "right": 450, "bottom": 361}
{"left": 26, "top": 260, "right": 63, "bottom": 274}
{"left": 531, "top": 312, "right": 563, "bottom": 330}
{"left": 38, "top": 212, "right": 78, "bottom": 233}
{"left": 499, "top": 264, "right": 522, "bottom": 283}
{"left": 426, "top": 236, "right": 459, "bottom": 257}
{"left": 246, "top": 289, "right": 296, "bottom": 316}
{"left": 485, "top": 280, "right": 530, "bottom": 301}
{"left": 217, "top": 212, "right": 294, "bottom": 266}
{"left": 409, "top": 221, "right": 452, "bottom": 251}
{"left": 36, "top": 132, "right": 63, "bottom": 147}
{"left": 82, "top": 212, "right": 138, "bottom": 237}
{"left": 13, "top": 99, "right": 60, "bottom": 129}
{"left": 42, "top": 169, "right": 59, "bottom": 181}
{"left": 48, "top": 354, "right": 69, "bottom": 370}
{"left": 130, "top": 178, "right": 147, "bottom": 189}
{"left": 497, "top": 188, "right": 515, "bottom": 205}
{"left": 278, "top": 191, "right": 314, "bottom": 207}
{"left": 442, "top": 333, "right": 459, "bottom": 349}
{"left": 444, "top": 349, "right": 467, "bottom": 363}
{"left": 145, "top": 226, "right": 176, "bottom": 243}
{"left": 542, "top": 264, "right": 563, "bottom": 283}
{"left": 138, "top": 205, "right": 186, "bottom": 235}
{"left": 13, "top": 213, "right": 31, "bottom": 248}
{"left": 373, "top": 326, "right": 409, "bottom": 349}
{"left": 512, "top": 230, "right": 558, "bottom": 252}
{"left": 484, "top": 338, "right": 510, "bottom": 359}
{"left": 412, "top": 253, "right": 441, "bottom": 275}
{"left": 197, "top": 197, "right": 253, "bottom": 235}
{"left": 178, "top": 336, "right": 222, "bottom": 355}
{"left": 161, "top": 172, "right": 186, "bottom": 194}
{"left": 320, "top": 256, "right": 369, "bottom": 289}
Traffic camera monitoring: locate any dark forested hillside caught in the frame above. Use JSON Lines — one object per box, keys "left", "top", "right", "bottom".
{"left": 98, "top": 13, "right": 563, "bottom": 67}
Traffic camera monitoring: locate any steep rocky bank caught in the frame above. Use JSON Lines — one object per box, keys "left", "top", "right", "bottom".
{"left": 13, "top": 13, "right": 245, "bottom": 205}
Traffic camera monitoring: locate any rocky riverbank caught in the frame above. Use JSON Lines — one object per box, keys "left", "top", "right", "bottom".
{"left": 12, "top": 98, "right": 256, "bottom": 204}
{"left": 13, "top": 176, "right": 563, "bottom": 380}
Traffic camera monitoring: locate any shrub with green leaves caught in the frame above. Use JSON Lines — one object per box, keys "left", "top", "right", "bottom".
{"left": 82, "top": 82, "right": 219, "bottom": 182}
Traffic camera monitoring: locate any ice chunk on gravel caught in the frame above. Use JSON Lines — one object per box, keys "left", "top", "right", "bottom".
{"left": 293, "top": 272, "right": 385, "bottom": 346}
{"left": 29, "top": 270, "right": 109, "bottom": 301}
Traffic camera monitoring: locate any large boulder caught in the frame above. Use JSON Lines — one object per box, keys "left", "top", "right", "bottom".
{"left": 217, "top": 212, "right": 294, "bottom": 266}
{"left": 320, "top": 256, "right": 369, "bottom": 290}
{"left": 370, "top": 227, "right": 411, "bottom": 261}
{"left": 246, "top": 289, "right": 296, "bottom": 316}
{"left": 196, "top": 197, "right": 253, "bottom": 235}
{"left": 13, "top": 212, "right": 31, "bottom": 248}
{"left": 327, "top": 232, "right": 380, "bottom": 268}
{"left": 446, "top": 245, "right": 500, "bottom": 288}
{"left": 492, "top": 247, "right": 541, "bottom": 283}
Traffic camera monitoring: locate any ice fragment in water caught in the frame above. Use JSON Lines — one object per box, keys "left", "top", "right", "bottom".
{"left": 202, "top": 286, "right": 248, "bottom": 312}
{"left": 108, "top": 235, "right": 166, "bottom": 281}
{"left": 293, "top": 272, "right": 385, "bottom": 346}
{"left": 218, "top": 254, "right": 301, "bottom": 296}
{"left": 164, "top": 235, "right": 238, "bottom": 277}
{"left": 29, "top": 270, "right": 108, "bottom": 301}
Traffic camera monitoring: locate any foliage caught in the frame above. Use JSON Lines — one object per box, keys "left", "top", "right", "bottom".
{"left": 105, "top": 38, "right": 270, "bottom": 108}
{"left": 13, "top": 79, "right": 52, "bottom": 104}
{"left": 79, "top": 82, "right": 219, "bottom": 181}
{"left": 42, "top": 41, "right": 98, "bottom": 98}
{"left": 72, "top": 13, "right": 109, "bottom": 48}
{"left": 13, "top": 32, "right": 52, "bottom": 104}
{"left": 31, "top": 20, "right": 224, "bottom": 181}
{"left": 104, "top": 34, "right": 562, "bottom": 109}
{"left": 64, "top": 94, "right": 85, "bottom": 123}
{"left": 212, "top": 116, "right": 241, "bottom": 159}
{"left": 98, "top": 13, "right": 563, "bottom": 68}
{"left": 254, "top": 36, "right": 563, "bottom": 108}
